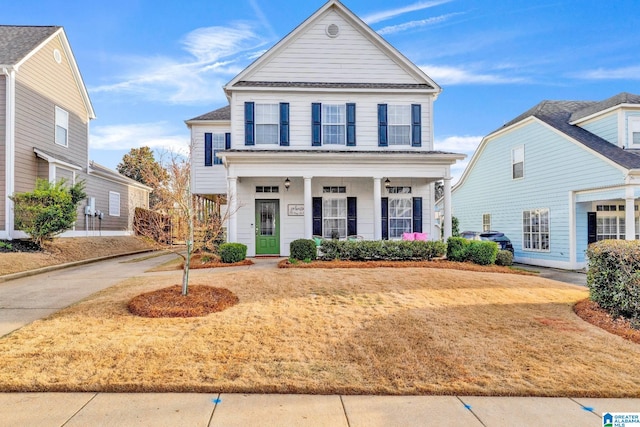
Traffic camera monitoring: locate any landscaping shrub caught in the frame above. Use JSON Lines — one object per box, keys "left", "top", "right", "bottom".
{"left": 318, "top": 239, "right": 445, "bottom": 261}
{"left": 466, "top": 240, "right": 498, "bottom": 265}
{"left": 11, "top": 179, "right": 86, "bottom": 247}
{"left": 586, "top": 240, "right": 640, "bottom": 326}
{"left": 219, "top": 243, "right": 247, "bottom": 263}
{"left": 495, "top": 250, "right": 514, "bottom": 266}
{"left": 290, "top": 239, "right": 317, "bottom": 261}
{"left": 446, "top": 237, "right": 469, "bottom": 262}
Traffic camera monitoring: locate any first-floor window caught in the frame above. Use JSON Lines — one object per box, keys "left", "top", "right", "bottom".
{"left": 109, "top": 191, "right": 121, "bottom": 217}
{"left": 323, "top": 198, "right": 346, "bottom": 238}
{"left": 522, "top": 209, "right": 549, "bottom": 251}
{"left": 597, "top": 217, "right": 624, "bottom": 240}
{"left": 389, "top": 198, "right": 412, "bottom": 238}
{"left": 482, "top": 213, "right": 491, "bottom": 232}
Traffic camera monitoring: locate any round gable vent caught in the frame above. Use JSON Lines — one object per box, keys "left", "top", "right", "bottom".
{"left": 326, "top": 23, "right": 340, "bottom": 38}
{"left": 53, "top": 49, "right": 62, "bottom": 64}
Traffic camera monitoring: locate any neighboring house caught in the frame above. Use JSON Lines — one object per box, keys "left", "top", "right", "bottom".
{"left": 186, "top": 0, "right": 464, "bottom": 257}
{"left": 449, "top": 92, "right": 640, "bottom": 270}
{"left": 0, "top": 25, "right": 150, "bottom": 240}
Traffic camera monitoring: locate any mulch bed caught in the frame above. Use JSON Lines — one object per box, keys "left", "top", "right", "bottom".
{"left": 128, "top": 285, "right": 239, "bottom": 318}
{"left": 574, "top": 298, "right": 640, "bottom": 344}
{"left": 180, "top": 253, "right": 253, "bottom": 269}
{"left": 279, "top": 258, "right": 536, "bottom": 275}
{"left": 0, "top": 239, "right": 41, "bottom": 253}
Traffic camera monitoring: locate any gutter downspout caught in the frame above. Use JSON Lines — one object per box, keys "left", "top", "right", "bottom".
{"left": 3, "top": 66, "right": 16, "bottom": 240}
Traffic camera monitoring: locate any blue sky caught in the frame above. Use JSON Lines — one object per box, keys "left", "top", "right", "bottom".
{"left": 4, "top": 0, "right": 640, "bottom": 182}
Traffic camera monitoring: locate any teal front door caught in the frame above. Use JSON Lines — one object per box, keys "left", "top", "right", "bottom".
{"left": 255, "top": 200, "right": 280, "bottom": 255}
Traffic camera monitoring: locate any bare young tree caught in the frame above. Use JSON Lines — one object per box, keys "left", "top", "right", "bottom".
{"left": 133, "top": 150, "right": 237, "bottom": 296}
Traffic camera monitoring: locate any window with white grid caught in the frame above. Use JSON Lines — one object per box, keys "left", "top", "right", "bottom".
{"left": 322, "top": 104, "right": 345, "bottom": 145}
{"left": 388, "top": 105, "right": 411, "bottom": 145}
{"left": 323, "top": 198, "right": 347, "bottom": 238}
{"left": 389, "top": 198, "right": 412, "bottom": 239}
{"left": 255, "top": 104, "right": 279, "bottom": 144}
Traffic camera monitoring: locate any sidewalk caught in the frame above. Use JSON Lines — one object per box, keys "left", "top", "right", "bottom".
{"left": 0, "top": 254, "right": 636, "bottom": 426}
{"left": 1, "top": 392, "right": 638, "bottom": 426}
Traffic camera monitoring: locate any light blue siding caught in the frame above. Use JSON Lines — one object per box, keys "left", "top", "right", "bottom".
{"left": 580, "top": 112, "right": 618, "bottom": 145}
{"left": 452, "top": 120, "right": 625, "bottom": 267}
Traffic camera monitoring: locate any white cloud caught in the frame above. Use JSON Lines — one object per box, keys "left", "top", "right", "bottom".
{"left": 90, "top": 22, "right": 268, "bottom": 104}
{"left": 377, "top": 13, "right": 462, "bottom": 35}
{"left": 90, "top": 122, "right": 189, "bottom": 155}
{"left": 420, "top": 64, "right": 526, "bottom": 85}
{"left": 435, "top": 135, "right": 482, "bottom": 184}
{"left": 574, "top": 65, "right": 640, "bottom": 80}
{"left": 363, "top": 0, "right": 452, "bottom": 24}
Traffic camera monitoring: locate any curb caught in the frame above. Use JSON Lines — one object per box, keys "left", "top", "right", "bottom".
{"left": 0, "top": 249, "right": 168, "bottom": 283}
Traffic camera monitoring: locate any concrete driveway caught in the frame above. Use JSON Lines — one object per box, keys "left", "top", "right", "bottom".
{"left": 0, "top": 251, "right": 179, "bottom": 337}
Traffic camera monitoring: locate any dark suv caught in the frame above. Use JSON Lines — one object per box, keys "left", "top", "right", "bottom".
{"left": 479, "top": 231, "right": 514, "bottom": 254}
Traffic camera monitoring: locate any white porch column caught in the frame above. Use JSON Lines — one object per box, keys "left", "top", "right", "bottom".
{"left": 304, "top": 176, "right": 313, "bottom": 238}
{"left": 443, "top": 176, "right": 452, "bottom": 239}
{"left": 373, "top": 177, "right": 382, "bottom": 240}
{"left": 227, "top": 177, "right": 238, "bottom": 243}
{"left": 625, "top": 186, "right": 636, "bottom": 240}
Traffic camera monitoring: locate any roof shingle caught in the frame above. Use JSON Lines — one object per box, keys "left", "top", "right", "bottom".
{"left": 0, "top": 25, "right": 59, "bottom": 65}
{"left": 187, "top": 105, "right": 230, "bottom": 121}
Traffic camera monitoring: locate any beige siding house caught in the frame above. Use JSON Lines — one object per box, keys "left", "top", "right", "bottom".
{"left": 0, "top": 25, "right": 150, "bottom": 239}
{"left": 187, "top": 0, "right": 464, "bottom": 257}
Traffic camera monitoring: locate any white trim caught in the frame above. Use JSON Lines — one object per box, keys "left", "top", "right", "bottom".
{"left": 617, "top": 109, "right": 626, "bottom": 148}
{"left": 522, "top": 208, "right": 550, "bottom": 253}
{"left": 3, "top": 67, "right": 16, "bottom": 239}
{"left": 569, "top": 103, "right": 640, "bottom": 126}
{"left": 515, "top": 255, "right": 585, "bottom": 271}
{"left": 568, "top": 191, "right": 576, "bottom": 267}
{"left": 34, "top": 148, "right": 83, "bottom": 171}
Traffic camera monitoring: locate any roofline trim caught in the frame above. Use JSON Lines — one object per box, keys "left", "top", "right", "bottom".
{"left": 570, "top": 103, "right": 640, "bottom": 125}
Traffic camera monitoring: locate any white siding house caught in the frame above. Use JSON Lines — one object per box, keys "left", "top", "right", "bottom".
{"left": 450, "top": 92, "right": 640, "bottom": 270}
{"left": 186, "top": 0, "right": 464, "bottom": 257}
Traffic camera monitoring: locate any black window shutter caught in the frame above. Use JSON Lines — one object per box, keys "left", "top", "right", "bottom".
{"left": 280, "top": 102, "right": 289, "bottom": 146}
{"left": 312, "top": 197, "right": 323, "bottom": 236}
{"left": 312, "top": 103, "right": 322, "bottom": 146}
{"left": 412, "top": 197, "right": 423, "bottom": 233}
{"left": 204, "top": 133, "right": 213, "bottom": 167}
{"left": 347, "top": 197, "right": 357, "bottom": 236}
{"left": 225, "top": 132, "right": 231, "bottom": 150}
{"left": 378, "top": 104, "right": 388, "bottom": 147}
{"left": 346, "top": 103, "right": 356, "bottom": 146}
{"left": 411, "top": 104, "right": 421, "bottom": 147}
{"left": 381, "top": 197, "right": 389, "bottom": 240}
{"left": 245, "top": 102, "right": 255, "bottom": 146}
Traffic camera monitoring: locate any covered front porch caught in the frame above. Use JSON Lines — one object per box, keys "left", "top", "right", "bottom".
{"left": 219, "top": 150, "right": 464, "bottom": 256}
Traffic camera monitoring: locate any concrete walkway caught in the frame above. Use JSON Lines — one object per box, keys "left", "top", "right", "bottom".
{"left": 0, "top": 253, "right": 636, "bottom": 426}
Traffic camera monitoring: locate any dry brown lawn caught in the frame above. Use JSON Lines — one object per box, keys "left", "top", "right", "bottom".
{"left": 0, "top": 267, "right": 639, "bottom": 396}
{"left": 0, "top": 237, "right": 156, "bottom": 275}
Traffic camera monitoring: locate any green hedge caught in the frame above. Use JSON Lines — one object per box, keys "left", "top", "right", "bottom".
{"left": 586, "top": 240, "right": 640, "bottom": 325}
{"left": 219, "top": 243, "right": 247, "bottom": 263}
{"left": 290, "top": 239, "right": 317, "bottom": 261}
{"left": 318, "top": 239, "right": 445, "bottom": 261}
{"left": 446, "top": 237, "right": 498, "bottom": 265}
{"left": 495, "top": 250, "right": 514, "bottom": 266}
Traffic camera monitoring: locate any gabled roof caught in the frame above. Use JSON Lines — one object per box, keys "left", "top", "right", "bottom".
{"left": 224, "top": 0, "right": 440, "bottom": 93}
{"left": 0, "top": 25, "right": 60, "bottom": 65}
{"left": 0, "top": 25, "right": 95, "bottom": 119}
{"left": 570, "top": 92, "right": 640, "bottom": 122}
{"left": 186, "top": 105, "right": 231, "bottom": 122}
{"left": 89, "top": 161, "right": 153, "bottom": 191}
{"left": 494, "top": 96, "right": 640, "bottom": 170}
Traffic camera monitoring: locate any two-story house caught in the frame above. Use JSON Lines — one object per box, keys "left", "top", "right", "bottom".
{"left": 186, "top": 0, "right": 464, "bottom": 257}
{"left": 450, "top": 92, "right": 640, "bottom": 270}
{"left": 1, "top": 25, "right": 150, "bottom": 240}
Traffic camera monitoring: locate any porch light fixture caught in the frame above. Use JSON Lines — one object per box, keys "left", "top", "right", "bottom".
{"left": 284, "top": 177, "right": 291, "bottom": 191}
{"left": 384, "top": 178, "right": 391, "bottom": 189}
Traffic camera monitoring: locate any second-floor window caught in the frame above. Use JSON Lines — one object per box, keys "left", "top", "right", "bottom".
{"left": 388, "top": 105, "right": 411, "bottom": 145}
{"left": 55, "top": 106, "right": 68, "bottom": 147}
{"left": 255, "top": 104, "right": 279, "bottom": 144}
{"left": 322, "top": 104, "right": 346, "bottom": 145}
{"left": 512, "top": 146, "right": 524, "bottom": 179}
{"left": 205, "top": 133, "right": 230, "bottom": 166}
{"left": 312, "top": 102, "right": 356, "bottom": 147}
